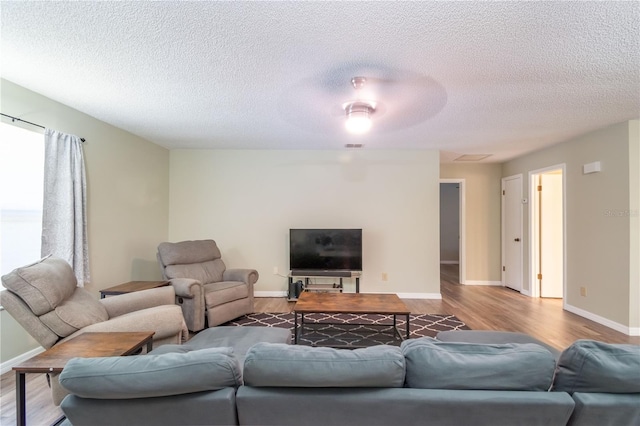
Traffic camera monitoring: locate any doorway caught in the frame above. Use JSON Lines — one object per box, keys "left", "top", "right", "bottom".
{"left": 530, "top": 165, "right": 565, "bottom": 299}
{"left": 440, "top": 179, "right": 466, "bottom": 284}
{"left": 502, "top": 174, "right": 524, "bottom": 292}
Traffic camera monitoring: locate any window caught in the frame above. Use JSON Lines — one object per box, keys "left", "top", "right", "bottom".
{"left": 0, "top": 122, "right": 45, "bottom": 279}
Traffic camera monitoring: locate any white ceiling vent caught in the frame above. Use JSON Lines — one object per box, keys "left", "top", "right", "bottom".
{"left": 454, "top": 154, "right": 492, "bottom": 162}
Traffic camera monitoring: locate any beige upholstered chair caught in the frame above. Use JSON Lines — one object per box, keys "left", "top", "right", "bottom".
{"left": 0, "top": 255, "right": 188, "bottom": 404}
{"left": 157, "top": 239, "right": 257, "bottom": 332}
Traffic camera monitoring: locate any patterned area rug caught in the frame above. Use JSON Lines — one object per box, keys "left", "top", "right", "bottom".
{"left": 222, "top": 312, "right": 469, "bottom": 347}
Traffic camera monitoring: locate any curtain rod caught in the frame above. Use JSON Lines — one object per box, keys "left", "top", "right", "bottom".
{"left": 1, "top": 113, "right": 86, "bottom": 142}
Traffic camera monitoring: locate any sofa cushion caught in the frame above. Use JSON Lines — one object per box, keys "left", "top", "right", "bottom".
{"left": 401, "top": 337, "right": 556, "bottom": 391}
{"left": 204, "top": 281, "right": 249, "bottom": 306}
{"left": 552, "top": 339, "right": 640, "bottom": 394}
{"left": 150, "top": 326, "right": 292, "bottom": 372}
{"left": 243, "top": 343, "right": 405, "bottom": 387}
{"left": 1, "top": 256, "right": 76, "bottom": 315}
{"left": 164, "top": 259, "right": 226, "bottom": 284}
{"left": 158, "top": 240, "right": 221, "bottom": 265}
{"left": 436, "top": 330, "right": 561, "bottom": 360}
{"left": 152, "top": 326, "right": 291, "bottom": 356}
{"left": 40, "top": 288, "right": 109, "bottom": 337}
{"left": 59, "top": 347, "right": 242, "bottom": 399}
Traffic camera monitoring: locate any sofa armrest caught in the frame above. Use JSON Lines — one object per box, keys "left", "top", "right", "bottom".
{"left": 223, "top": 269, "right": 259, "bottom": 285}
{"left": 169, "top": 278, "right": 202, "bottom": 299}
{"left": 100, "top": 286, "right": 176, "bottom": 318}
{"left": 169, "top": 278, "right": 205, "bottom": 332}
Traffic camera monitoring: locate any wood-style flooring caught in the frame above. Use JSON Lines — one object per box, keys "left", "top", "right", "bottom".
{"left": 2, "top": 264, "right": 638, "bottom": 425}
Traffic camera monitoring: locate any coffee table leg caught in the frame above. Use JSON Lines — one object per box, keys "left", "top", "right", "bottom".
{"left": 16, "top": 371, "right": 26, "bottom": 426}
{"left": 406, "top": 314, "right": 410, "bottom": 340}
{"left": 294, "top": 311, "right": 298, "bottom": 344}
{"left": 393, "top": 315, "right": 397, "bottom": 338}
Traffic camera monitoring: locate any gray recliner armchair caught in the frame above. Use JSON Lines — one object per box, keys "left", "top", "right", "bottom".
{"left": 0, "top": 255, "right": 188, "bottom": 404}
{"left": 157, "top": 239, "right": 258, "bottom": 332}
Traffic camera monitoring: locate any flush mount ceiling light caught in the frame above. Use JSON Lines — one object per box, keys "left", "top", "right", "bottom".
{"left": 343, "top": 77, "right": 376, "bottom": 134}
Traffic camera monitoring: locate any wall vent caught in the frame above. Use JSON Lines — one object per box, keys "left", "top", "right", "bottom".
{"left": 344, "top": 143, "right": 364, "bottom": 148}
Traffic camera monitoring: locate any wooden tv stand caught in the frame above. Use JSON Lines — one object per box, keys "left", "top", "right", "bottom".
{"left": 287, "top": 271, "right": 361, "bottom": 301}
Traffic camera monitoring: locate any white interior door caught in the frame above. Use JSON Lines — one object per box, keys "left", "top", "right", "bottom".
{"left": 502, "top": 175, "right": 523, "bottom": 292}
{"left": 540, "top": 172, "right": 563, "bottom": 298}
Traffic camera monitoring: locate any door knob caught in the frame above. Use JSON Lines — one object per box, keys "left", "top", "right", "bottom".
{"left": 514, "top": 238, "right": 520, "bottom": 242}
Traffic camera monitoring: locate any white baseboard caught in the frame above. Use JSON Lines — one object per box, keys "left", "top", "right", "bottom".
{"left": 1, "top": 346, "right": 45, "bottom": 375}
{"left": 372, "top": 291, "right": 441, "bottom": 299}
{"left": 396, "top": 292, "right": 442, "bottom": 299}
{"left": 564, "top": 303, "right": 640, "bottom": 336}
{"left": 255, "top": 291, "right": 288, "bottom": 298}
{"left": 461, "top": 280, "right": 503, "bottom": 286}
{"left": 440, "top": 260, "right": 459, "bottom": 265}
{"left": 254, "top": 291, "right": 442, "bottom": 300}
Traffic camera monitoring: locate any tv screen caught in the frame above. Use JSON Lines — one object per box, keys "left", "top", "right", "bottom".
{"left": 289, "top": 229, "right": 362, "bottom": 272}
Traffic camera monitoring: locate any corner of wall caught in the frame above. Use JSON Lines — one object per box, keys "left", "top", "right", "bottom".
{"left": 629, "top": 119, "right": 640, "bottom": 329}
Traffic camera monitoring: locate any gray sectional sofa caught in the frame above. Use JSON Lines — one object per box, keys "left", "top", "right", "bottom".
{"left": 57, "top": 330, "right": 640, "bottom": 426}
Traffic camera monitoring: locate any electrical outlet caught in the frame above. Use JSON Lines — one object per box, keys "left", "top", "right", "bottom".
{"left": 273, "top": 266, "right": 278, "bottom": 275}
{"left": 580, "top": 287, "right": 587, "bottom": 297}
{"left": 382, "top": 272, "right": 388, "bottom": 281}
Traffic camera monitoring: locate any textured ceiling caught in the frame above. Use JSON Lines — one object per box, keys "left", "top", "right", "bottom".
{"left": 1, "top": 1, "right": 639, "bottom": 162}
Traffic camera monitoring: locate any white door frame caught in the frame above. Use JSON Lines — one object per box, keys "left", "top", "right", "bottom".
{"left": 528, "top": 164, "right": 567, "bottom": 303}
{"left": 440, "top": 179, "right": 466, "bottom": 284}
{"left": 501, "top": 174, "right": 524, "bottom": 293}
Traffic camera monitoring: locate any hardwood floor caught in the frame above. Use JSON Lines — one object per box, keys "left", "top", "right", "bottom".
{"left": 257, "top": 264, "right": 640, "bottom": 349}
{"left": 2, "top": 264, "right": 638, "bottom": 425}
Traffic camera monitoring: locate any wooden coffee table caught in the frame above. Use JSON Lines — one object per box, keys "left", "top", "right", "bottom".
{"left": 13, "top": 331, "right": 155, "bottom": 426}
{"left": 293, "top": 292, "right": 411, "bottom": 347}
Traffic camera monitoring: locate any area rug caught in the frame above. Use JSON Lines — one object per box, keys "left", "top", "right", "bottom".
{"left": 222, "top": 312, "right": 469, "bottom": 347}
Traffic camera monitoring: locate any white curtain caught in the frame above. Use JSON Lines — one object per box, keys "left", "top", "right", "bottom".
{"left": 41, "top": 129, "right": 90, "bottom": 286}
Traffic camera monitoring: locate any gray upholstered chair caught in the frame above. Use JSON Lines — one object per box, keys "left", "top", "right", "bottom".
{"left": 0, "top": 255, "right": 188, "bottom": 404}
{"left": 157, "top": 239, "right": 258, "bottom": 332}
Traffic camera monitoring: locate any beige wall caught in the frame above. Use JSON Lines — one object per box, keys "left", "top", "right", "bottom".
{"left": 168, "top": 149, "right": 441, "bottom": 297}
{"left": 0, "top": 80, "right": 170, "bottom": 364}
{"left": 629, "top": 120, "right": 639, "bottom": 330}
{"left": 502, "top": 121, "right": 637, "bottom": 330}
{"left": 440, "top": 163, "right": 502, "bottom": 283}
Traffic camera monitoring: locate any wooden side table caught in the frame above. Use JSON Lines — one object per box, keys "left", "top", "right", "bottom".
{"left": 13, "top": 331, "right": 154, "bottom": 426}
{"left": 99, "top": 280, "right": 169, "bottom": 298}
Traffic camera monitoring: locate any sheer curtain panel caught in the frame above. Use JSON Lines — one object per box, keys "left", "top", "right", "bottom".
{"left": 41, "top": 129, "right": 90, "bottom": 286}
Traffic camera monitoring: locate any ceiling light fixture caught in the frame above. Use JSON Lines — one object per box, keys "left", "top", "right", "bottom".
{"left": 345, "top": 102, "right": 374, "bottom": 134}
{"left": 343, "top": 77, "right": 376, "bottom": 134}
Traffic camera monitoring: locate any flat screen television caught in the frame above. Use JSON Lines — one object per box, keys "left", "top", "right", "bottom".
{"left": 289, "top": 229, "right": 362, "bottom": 275}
